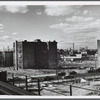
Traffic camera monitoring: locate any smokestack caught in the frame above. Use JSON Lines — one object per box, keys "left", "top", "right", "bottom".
{"left": 73, "top": 43, "right": 74, "bottom": 50}
{"left": 97, "top": 40, "right": 100, "bottom": 68}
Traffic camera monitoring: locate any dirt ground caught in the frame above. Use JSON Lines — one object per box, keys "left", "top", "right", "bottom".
{"left": 41, "top": 81, "right": 100, "bottom": 96}
{"left": 0, "top": 64, "right": 100, "bottom": 96}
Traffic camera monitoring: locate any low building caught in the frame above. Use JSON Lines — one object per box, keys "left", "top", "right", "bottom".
{"left": 62, "top": 54, "right": 82, "bottom": 61}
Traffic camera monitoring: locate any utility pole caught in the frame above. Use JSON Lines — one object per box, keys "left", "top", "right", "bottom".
{"left": 72, "top": 43, "right": 74, "bottom": 55}
{"left": 26, "top": 76, "right": 28, "bottom": 91}
{"left": 95, "top": 54, "right": 97, "bottom": 69}
{"left": 73, "top": 43, "right": 74, "bottom": 51}
{"left": 12, "top": 73, "right": 14, "bottom": 85}
{"left": 38, "top": 78, "right": 40, "bottom": 95}
{"left": 56, "top": 47, "right": 58, "bottom": 82}
{"left": 70, "top": 85, "right": 72, "bottom": 96}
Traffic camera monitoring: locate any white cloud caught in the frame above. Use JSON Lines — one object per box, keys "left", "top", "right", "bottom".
{"left": 66, "top": 16, "right": 94, "bottom": 22}
{"left": 0, "top": 24, "right": 3, "bottom": 27}
{"left": 12, "top": 32, "right": 18, "bottom": 35}
{"left": 0, "top": 5, "right": 28, "bottom": 13}
{"left": 1, "top": 35, "right": 10, "bottom": 40}
{"left": 50, "top": 16, "right": 100, "bottom": 34}
{"left": 0, "top": 24, "right": 4, "bottom": 30}
{"left": 45, "top": 5, "right": 74, "bottom": 16}
{"left": 0, "top": 35, "right": 21, "bottom": 41}
{"left": 49, "top": 23, "right": 69, "bottom": 30}
{"left": 0, "top": 24, "right": 4, "bottom": 34}
{"left": 44, "top": 5, "right": 83, "bottom": 16}
{"left": 49, "top": 16, "right": 100, "bottom": 49}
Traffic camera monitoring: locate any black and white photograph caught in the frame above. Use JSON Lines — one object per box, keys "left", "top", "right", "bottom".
{"left": 0, "top": 2, "right": 100, "bottom": 96}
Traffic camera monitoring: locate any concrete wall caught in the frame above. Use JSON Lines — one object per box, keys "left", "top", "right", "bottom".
{"left": 13, "top": 41, "right": 23, "bottom": 69}
{"left": 17, "top": 42, "right": 23, "bottom": 69}
{"left": 13, "top": 41, "right": 18, "bottom": 70}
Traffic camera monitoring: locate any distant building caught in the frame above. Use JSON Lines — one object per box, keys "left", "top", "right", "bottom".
{"left": 13, "top": 39, "right": 57, "bottom": 69}
{"left": 97, "top": 40, "right": 100, "bottom": 68}
{"left": 62, "top": 54, "right": 82, "bottom": 62}
{"left": 3, "top": 51, "right": 13, "bottom": 67}
{"left": 0, "top": 52, "right": 3, "bottom": 67}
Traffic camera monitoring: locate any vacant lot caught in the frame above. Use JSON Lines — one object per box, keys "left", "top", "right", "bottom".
{"left": 0, "top": 60, "right": 98, "bottom": 96}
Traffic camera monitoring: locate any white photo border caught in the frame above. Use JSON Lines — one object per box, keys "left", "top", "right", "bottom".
{"left": 0, "top": 1, "right": 100, "bottom": 99}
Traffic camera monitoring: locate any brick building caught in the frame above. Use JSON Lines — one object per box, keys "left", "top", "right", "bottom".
{"left": 13, "top": 39, "right": 57, "bottom": 69}
{"left": 48, "top": 41, "right": 57, "bottom": 68}
{"left": 34, "top": 39, "right": 48, "bottom": 69}
{"left": 3, "top": 51, "right": 13, "bottom": 67}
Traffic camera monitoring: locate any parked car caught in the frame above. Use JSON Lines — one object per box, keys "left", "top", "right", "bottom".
{"left": 69, "top": 71, "right": 77, "bottom": 75}
{"left": 64, "top": 75, "right": 74, "bottom": 79}
{"left": 58, "top": 72, "right": 66, "bottom": 76}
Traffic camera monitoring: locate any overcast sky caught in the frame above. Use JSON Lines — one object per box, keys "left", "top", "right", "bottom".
{"left": 0, "top": 5, "right": 100, "bottom": 50}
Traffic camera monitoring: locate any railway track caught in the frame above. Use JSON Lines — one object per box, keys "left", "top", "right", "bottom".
{"left": 2, "top": 72, "right": 100, "bottom": 95}
{"left": 0, "top": 81, "right": 36, "bottom": 95}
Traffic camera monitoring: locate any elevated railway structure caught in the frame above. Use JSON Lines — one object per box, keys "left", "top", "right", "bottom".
{"left": 0, "top": 81, "right": 36, "bottom": 95}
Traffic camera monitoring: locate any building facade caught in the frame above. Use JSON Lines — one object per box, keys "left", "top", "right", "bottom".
{"left": 13, "top": 39, "right": 57, "bottom": 69}
{"left": 3, "top": 51, "right": 13, "bottom": 67}
{"left": 47, "top": 41, "right": 57, "bottom": 68}
{"left": 34, "top": 39, "right": 48, "bottom": 69}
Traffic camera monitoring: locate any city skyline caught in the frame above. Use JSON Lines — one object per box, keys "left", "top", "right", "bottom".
{"left": 0, "top": 5, "right": 100, "bottom": 50}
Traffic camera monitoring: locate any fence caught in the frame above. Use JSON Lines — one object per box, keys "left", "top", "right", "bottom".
{"left": 8, "top": 73, "right": 100, "bottom": 96}
{"left": 8, "top": 74, "right": 41, "bottom": 95}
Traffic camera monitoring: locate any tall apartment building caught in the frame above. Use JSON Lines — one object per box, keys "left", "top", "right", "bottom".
{"left": 34, "top": 39, "right": 48, "bottom": 69}
{"left": 13, "top": 39, "right": 57, "bottom": 69}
